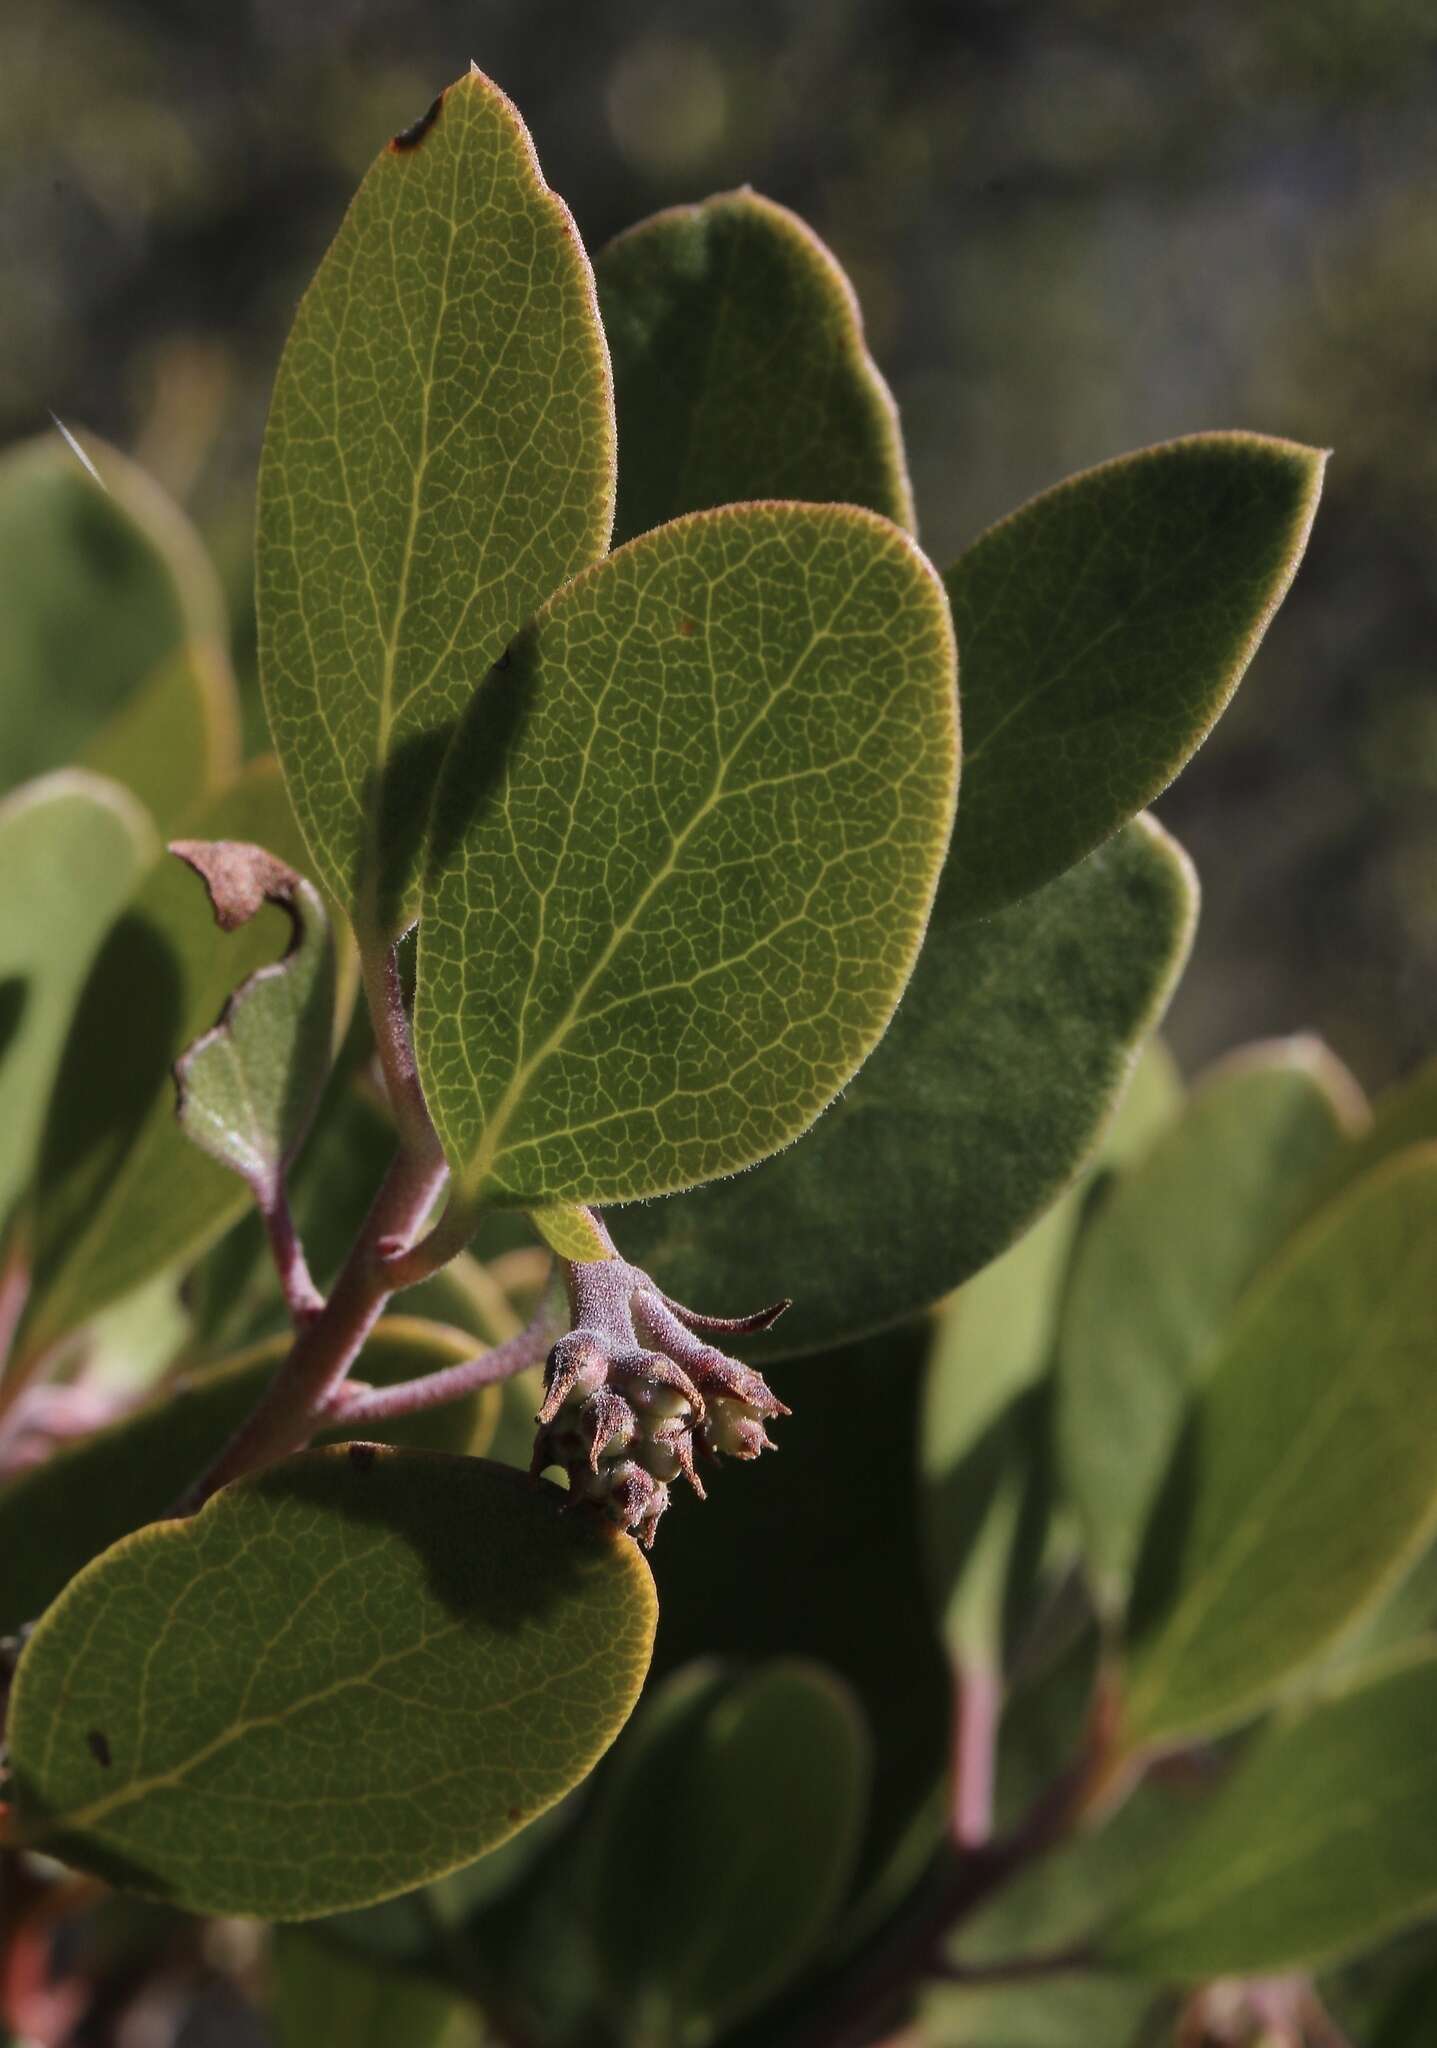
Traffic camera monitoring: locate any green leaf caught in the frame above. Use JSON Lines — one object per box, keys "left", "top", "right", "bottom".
{"left": 921, "top": 1034, "right": 1183, "bottom": 1527}
{"left": 271, "top": 1932, "right": 478, "bottom": 2048}
{"left": 81, "top": 647, "right": 240, "bottom": 833}
{"left": 589, "top": 1660, "right": 870, "bottom": 2047}
{"left": 945, "top": 433, "right": 1326, "bottom": 919}
{"left": 1120, "top": 1147, "right": 1437, "bottom": 1751}
{"left": 919, "top": 1974, "right": 1157, "bottom": 2048}
{"left": 172, "top": 841, "right": 336, "bottom": 1207}
{"left": 14, "top": 760, "right": 315, "bottom": 1369}
{"left": 527, "top": 1203, "right": 613, "bottom": 1262}
{"left": 1057, "top": 1039, "right": 1364, "bottom": 1611}
{"left": 0, "top": 430, "right": 234, "bottom": 798}
{"left": 0, "top": 1317, "right": 499, "bottom": 1635}
{"left": 596, "top": 187, "right": 913, "bottom": 547}
{"left": 256, "top": 65, "right": 616, "bottom": 943}
{"left": 416, "top": 501, "right": 957, "bottom": 1216}
{"left": 1297, "top": 1053, "right": 1437, "bottom": 1224}
{"left": 7, "top": 1446, "right": 656, "bottom": 1916}
{"left": 1103, "top": 1646, "right": 1437, "bottom": 1979}
{"left": 621, "top": 814, "right": 1195, "bottom": 1360}
{"left": 649, "top": 1320, "right": 950, "bottom": 1913}
{"left": 0, "top": 771, "right": 156, "bottom": 1230}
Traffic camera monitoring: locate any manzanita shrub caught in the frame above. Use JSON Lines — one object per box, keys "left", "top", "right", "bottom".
{"left": 3, "top": 63, "right": 1437, "bottom": 2048}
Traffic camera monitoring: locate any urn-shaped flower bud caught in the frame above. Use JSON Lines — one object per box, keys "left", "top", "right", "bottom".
{"left": 531, "top": 1271, "right": 789, "bottom": 1547}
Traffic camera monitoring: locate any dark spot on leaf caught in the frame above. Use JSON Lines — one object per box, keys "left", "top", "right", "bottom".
{"left": 508, "top": 1807, "right": 523, "bottom": 1823}
{"left": 87, "top": 1730, "right": 112, "bottom": 1769}
{"left": 679, "top": 618, "right": 698, "bottom": 638}
{"left": 390, "top": 92, "right": 445, "bottom": 153}
{"left": 348, "top": 1443, "right": 378, "bottom": 1473}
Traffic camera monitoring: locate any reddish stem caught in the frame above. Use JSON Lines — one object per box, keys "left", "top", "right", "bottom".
{"left": 950, "top": 1662, "right": 1002, "bottom": 1850}
{"left": 330, "top": 1297, "right": 561, "bottom": 1426}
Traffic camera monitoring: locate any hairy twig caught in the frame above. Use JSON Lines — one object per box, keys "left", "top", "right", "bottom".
{"left": 175, "top": 941, "right": 453, "bottom": 1510}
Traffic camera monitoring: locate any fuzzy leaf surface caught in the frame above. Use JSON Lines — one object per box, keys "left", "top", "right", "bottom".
{"left": 0, "top": 1318, "right": 497, "bottom": 1635}
{"left": 1105, "top": 1647, "right": 1437, "bottom": 1978}
{"left": 0, "top": 431, "right": 233, "bottom": 797}
{"left": 596, "top": 187, "right": 913, "bottom": 546}
{"left": 1122, "top": 1147, "right": 1437, "bottom": 1749}
{"left": 589, "top": 1661, "right": 870, "bottom": 2046}
{"left": 621, "top": 815, "right": 1194, "bottom": 1359}
{"left": 172, "top": 842, "right": 336, "bottom": 1205}
{"left": 256, "top": 65, "right": 615, "bottom": 942}
{"left": 417, "top": 501, "right": 957, "bottom": 1215}
{"left": 0, "top": 772, "right": 156, "bottom": 1231}
{"left": 15, "top": 761, "right": 312, "bottom": 1367}
{"left": 945, "top": 433, "right": 1325, "bottom": 917}
{"left": 7, "top": 1448, "right": 656, "bottom": 1917}
{"left": 1058, "top": 1039, "right": 1363, "bottom": 1610}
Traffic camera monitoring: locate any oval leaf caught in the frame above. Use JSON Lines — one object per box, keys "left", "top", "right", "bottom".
{"left": 81, "top": 646, "right": 240, "bottom": 833}
{"left": 945, "top": 433, "right": 1325, "bottom": 918}
{"left": 271, "top": 1931, "right": 475, "bottom": 2048}
{"left": 596, "top": 187, "right": 913, "bottom": 546}
{"left": 589, "top": 1660, "right": 870, "bottom": 2045}
{"left": 172, "top": 841, "right": 336, "bottom": 1206}
{"left": 256, "top": 65, "right": 616, "bottom": 943}
{"left": 1297, "top": 1052, "right": 1437, "bottom": 1226}
{"left": 416, "top": 501, "right": 957, "bottom": 1215}
{"left": 0, "top": 771, "right": 156, "bottom": 1230}
{"left": 0, "top": 430, "right": 234, "bottom": 798}
{"left": 7, "top": 1447, "right": 656, "bottom": 1917}
{"left": 1057, "top": 1039, "right": 1364, "bottom": 1611}
{"left": 650, "top": 1320, "right": 949, "bottom": 1911}
{"left": 1121, "top": 1146, "right": 1437, "bottom": 1750}
{"left": 14, "top": 760, "right": 316, "bottom": 1367}
{"left": 0, "top": 1316, "right": 499, "bottom": 1635}
{"left": 1104, "top": 1647, "right": 1437, "bottom": 1980}
{"left": 620, "top": 814, "right": 1195, "bottom": 1360}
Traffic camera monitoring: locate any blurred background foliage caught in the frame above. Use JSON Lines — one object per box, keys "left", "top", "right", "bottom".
{"left": 2, "top": 0, "right": 1435, "bottom": 1084}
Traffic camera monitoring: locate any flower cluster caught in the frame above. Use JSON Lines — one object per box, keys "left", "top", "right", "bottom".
{"left": 531, "top": 1244, "right": 789, "bottom": 1548}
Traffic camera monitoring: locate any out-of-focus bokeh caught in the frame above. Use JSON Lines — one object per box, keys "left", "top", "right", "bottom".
{"left": 3, "top": 0, "right": 1435, "bottom": 1085}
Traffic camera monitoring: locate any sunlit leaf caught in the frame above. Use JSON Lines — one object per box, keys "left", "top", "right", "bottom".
{"left": 416, "top": 501, "right": 957, "bottom": 1217}
{"left": 1121, "top": 1147, "right": 1437, "bottom": 1750}
{"left": 621, "top": 816, "right": 1195, "bottom": 1359}
{"left": 256, "top": 65, "right": 615, "bottom": 943}
{"left": 1057, "top": 1039, "right": 1364, "bottom": 1610}
{"left": 1104, "top": 1646, "right": 1437, "bottom": 1978}
{"left": 596, "top": 187, "right": 913, "bottom": 545}
{"left": 8, "top": 1447, "right": 656, "bottom": 1916}
{"left": 0, "top": 1317, "right": 499, "bottom": 1635}
{"left": 944, "top": 433, "right": 1326, "bottom": 917}
{"left": 0, "top": 771, "right": 156, "bottom": 1232}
